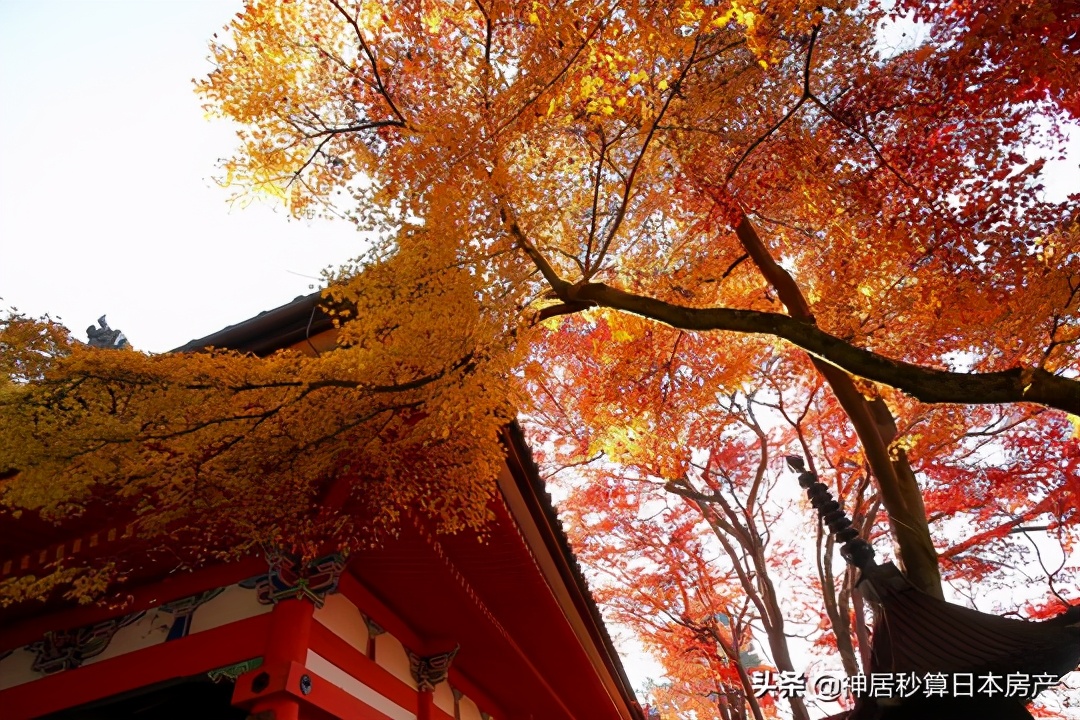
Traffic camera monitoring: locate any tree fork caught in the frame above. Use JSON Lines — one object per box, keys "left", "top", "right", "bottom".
{"left": 502, "top": 200, "right": 1080, "bottom": 418}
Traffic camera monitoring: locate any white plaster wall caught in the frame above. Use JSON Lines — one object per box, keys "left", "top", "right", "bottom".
{"left": 375, "top": 633, "right": 418, "bottom": 690}
{"left": 188, "top": 583, "right": 271, "bottom": 635}
{"left": 0, "top": 648, "right": 40, "bottom": 690}
{"left": 457, "top": 694, "right": 483, "bottom": 720}
{"left": 306, "top": 649, "right": 416, "bottom": 720}
{"left": 433, "top": 682, "right": 455, "bottom": 715}
{"left": 313, "top": 593, "right": 369, "bottom": 653}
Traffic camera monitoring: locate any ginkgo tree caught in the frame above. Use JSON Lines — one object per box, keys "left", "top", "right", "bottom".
{"left": 1, "top": 0, "right": 1077, "bottom": 659}
{"left": 0, "top": 256, "right": 523, "bottom": 602}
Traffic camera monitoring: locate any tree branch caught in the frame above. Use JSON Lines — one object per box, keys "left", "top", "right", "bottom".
{"left": 590, "top": 36, "right": 702, "bottom": 276}
{"left": 553, "top": 281, "right": 1080, "bottom": 415}
{"left": 327, "top": 0, "right": 407, "bottom": 125}
{"left": 725, "top": 25, "right": 819, "bottom": 182}
{"left": 536, "top": 301, "right": 594, "bottom": 321}
{"left": 501, "top": 201, "right": 572, "bottom": 295}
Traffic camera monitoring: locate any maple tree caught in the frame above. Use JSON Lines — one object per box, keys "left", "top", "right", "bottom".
{"left": 188, "top": 0, "right": 1079, "bottom": 594}
{"left": 545, "top": 374, "right": 827, "bottom": 720}
{"left": 1, "top": 0, "right": 1078, "bottom": 710}
{"left": 529, "top": 333, "right": 1077, "bottom": 716}
{"left": 528, "top": 339, "right": 873, "bottom": 718}
{"left": 559, "top": 478, "right": 775, "bottom": 720}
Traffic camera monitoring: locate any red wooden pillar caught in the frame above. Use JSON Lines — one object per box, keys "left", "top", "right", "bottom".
{"left": 265, "top": 598, "right": 314, "bottom": 665}
{"left": 237, "top": 598, "right": 315, "bottom": 720}
{"left": 417, "top": 688, "right": 435, "bottom": 720}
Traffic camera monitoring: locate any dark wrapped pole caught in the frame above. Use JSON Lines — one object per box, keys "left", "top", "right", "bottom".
{"left": 786, "top": 456, "right": 875, "bottom": 570}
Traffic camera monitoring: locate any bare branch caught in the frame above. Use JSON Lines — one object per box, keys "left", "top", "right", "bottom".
{"left": 726, "top": 25, "right": 819, "bottom": 182}
{"left": 327, "top": 0, "right": 407, "bottom": 124}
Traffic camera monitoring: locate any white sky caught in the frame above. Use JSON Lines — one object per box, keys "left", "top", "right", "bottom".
{"left": 0, "top": 0, "right": 364, "bottom": 352}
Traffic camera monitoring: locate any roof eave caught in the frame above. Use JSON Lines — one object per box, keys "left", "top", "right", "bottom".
{"left": 175, "top": 293, "right": 646, "bottom": 720}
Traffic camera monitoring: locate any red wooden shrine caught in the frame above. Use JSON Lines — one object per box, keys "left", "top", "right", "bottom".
{"left": 0, "top": 294, "right": 644, "bottom": 720}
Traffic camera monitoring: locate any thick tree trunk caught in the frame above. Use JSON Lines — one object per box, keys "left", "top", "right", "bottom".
{"left": 733, "top": 214, "right": 943, "bottom": 597}
{"left": 541, "top": 288, "right": 1080, "bottom": 418}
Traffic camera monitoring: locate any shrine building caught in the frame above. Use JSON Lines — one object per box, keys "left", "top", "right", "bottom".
{"left": 0, "top": 293, "right": 645, "bottom": 720}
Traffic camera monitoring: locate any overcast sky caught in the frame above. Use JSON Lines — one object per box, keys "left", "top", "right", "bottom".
{"left": 0, "top": 0, "right": 365, "bottom": 352}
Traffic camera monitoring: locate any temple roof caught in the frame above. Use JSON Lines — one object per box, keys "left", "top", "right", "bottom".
{"left": 1, "top": 291, "right": 645, "bottom": 720}
{"left": 793, "top": 456, "right": 1080, "bottom": 720}
{"left": 172, "top": 292, "right": 333, "bottom": 355}
{"left": 861, "top": 563, "right": 1080, "bottom": 682}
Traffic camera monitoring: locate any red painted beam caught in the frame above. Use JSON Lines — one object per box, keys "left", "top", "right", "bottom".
{"left": 311, "top": 620, "right": 462, "bottom": 720}
{"left": 310, "top": 621, "right": 420, "bottom": 711}
{"left": 328, "top": 578, "right": 503, "bottom": 719}
{"left": 0, "top": 612, "right": 271, "bottom": 720}
{"left": 235, "top": 660, "right": 404, "bottom": 720}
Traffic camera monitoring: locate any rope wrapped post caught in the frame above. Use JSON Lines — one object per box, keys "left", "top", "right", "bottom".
{"left": 786, "top": 456, "right": 876, "bottom": 570}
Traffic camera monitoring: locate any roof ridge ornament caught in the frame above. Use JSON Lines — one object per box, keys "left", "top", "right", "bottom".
{"left": 786, "top": 455, "right": 875, "bottom": 570}
{"left": 85, "top": 315, "right": 128, "bottom": 349}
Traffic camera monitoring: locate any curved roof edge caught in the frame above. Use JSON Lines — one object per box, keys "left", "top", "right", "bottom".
{"left": 172, "top": 292, "right": 332, "bottom": 355}
{"left": 503, "top": 420, "right": 645, "bottom": 720}
{"left": 177, "top": 292, "right": 646, "bottom": 720}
